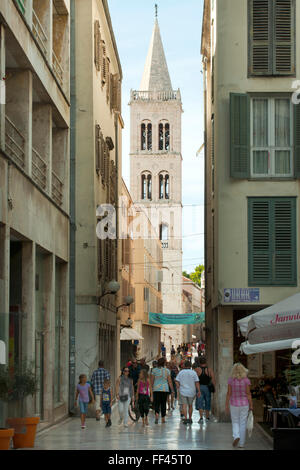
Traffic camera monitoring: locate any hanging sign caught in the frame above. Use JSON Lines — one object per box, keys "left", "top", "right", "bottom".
{"left": 149, "top": 312, "right": 205, "bottom": 325}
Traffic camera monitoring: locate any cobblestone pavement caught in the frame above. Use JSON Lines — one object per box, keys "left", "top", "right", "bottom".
{"left": 33, "top": 403, "right": 272, "bottom": 451}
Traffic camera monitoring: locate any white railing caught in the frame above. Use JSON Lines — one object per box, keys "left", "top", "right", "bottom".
{"left": 5, "top": 116, "right": 26, "bottom": 169}
{"left": 32, "top": 148, "right": 47, "bottom": 190}
{"left": 131, "top": 90, "right": 181, "bottom": 102}
{"left": 52, "top": 170, "right": 63, "bottom": 206}
{"left": 32, "top": 9, "right": 48, "bottom": 57}
{"left": 52, "top": 51, "right": 64, "bottom": 87}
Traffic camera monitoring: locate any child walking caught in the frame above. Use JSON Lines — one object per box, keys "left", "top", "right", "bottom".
{"left": 136, "top": 369, "right": 152, "bottom": 426}
{"left": 75, "top": 374, "right": 95, "bottom": 429}
{"left": 101, "top": 378, "right": 113, "bottom": 428}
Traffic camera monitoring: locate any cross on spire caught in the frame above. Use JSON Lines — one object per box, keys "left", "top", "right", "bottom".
{"left": 155, "top": 4, "right": 158, "bottom": 18}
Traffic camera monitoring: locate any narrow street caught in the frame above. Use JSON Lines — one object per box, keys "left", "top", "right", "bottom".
{"left": 33, "top": 405, "right": 272, "bottom": 451}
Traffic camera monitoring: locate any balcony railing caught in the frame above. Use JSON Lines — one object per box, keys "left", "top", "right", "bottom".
{"left": 5, "top": 116, "right": 26, "bottom": 169}
{"left": 52, "top": 51, "right": 64, "bottom": 87}
{"left": 131, "top": 90, "right": 181, "bottom": 102}
{"left": 16, "top": 0, "right": 26, "bottom": 15}
{"left": 32, "top": 148, "right": 47, "bottom": 190}
{"left": 32, "top": 9, "right": 48, "bottom": 57}
{"left": 52, "top": 170, "right": 63, "bottom": 206}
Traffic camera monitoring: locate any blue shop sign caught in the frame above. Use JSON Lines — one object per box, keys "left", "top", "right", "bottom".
{"left": 224, "top": 288, "right": 260, "bottom": 303}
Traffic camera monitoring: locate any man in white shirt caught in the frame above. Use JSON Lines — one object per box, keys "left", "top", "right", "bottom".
{"left": 176, "top": 360, "right": 201, "bottom": 424}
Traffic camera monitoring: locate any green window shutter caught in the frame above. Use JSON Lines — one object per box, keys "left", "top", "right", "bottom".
{"left": 294, "top": 103, "right": 300, "bottom": 177}
{"left": 273, "top": 0, "right": 295, "bottom": 75}
{"left": 248, "top": 199, "right": 272, "bottom": 285}
{"left": 230, "top": 93, "right": 250, "bottom": 179}
{"left": 17, "top": 0, "right": 26, "bottom": 15}
{"left": 273, "top": 198, "right": 297, "bottom": 285}
{"left": 249, "top": 0, "right": 272, "bottom": 75}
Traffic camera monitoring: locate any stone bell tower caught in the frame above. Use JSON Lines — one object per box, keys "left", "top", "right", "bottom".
{"left": 130, "top": 12, "right": 183, "bottom": 348}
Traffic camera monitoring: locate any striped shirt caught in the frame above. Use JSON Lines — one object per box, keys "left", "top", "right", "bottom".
{"left": 228, "top": 377, "right": 251, "bottom": 407}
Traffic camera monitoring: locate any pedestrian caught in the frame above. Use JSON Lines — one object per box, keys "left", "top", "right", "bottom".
{"left": 150, "top": 357, "right": 175, "bottom": 424}
{"left": 101, "top": 378, "right": 113, "bottom": 428}
{"left": 129, "top": 359, "right": 141, "bottom": 391}
{"left": 136, "top": 369, "right": 152, "bottom": 426}
{"left": 171, "top": 345, "right": 176, "bottom": 356}
{"left": 225, "top": 363, "right": 253, "bottom": 449}
{"left": 175, "top": 360, "right": 201, "bottom": 425}
{"left": 116, "top": 366, "right": 135, "bottom": 428}
{"left": 195, "top": 357, "right": 216, "bottom": 422}
{"left": 75, "top": 374, "right": 95, "bottom": 429}
{"left": 161, "top": 344, "right": 166, "bottom": 358}
{"left": 170, "top": 360, "right": 179, "bottom": 406}
{"left": 91, "top": 360, "right": 110, "bottom": 421}
{"left": 166, "top": 362, "right": 173, "bottom": 411}
{"left": 139, "top": 357, "right": 150, "bottom": 372}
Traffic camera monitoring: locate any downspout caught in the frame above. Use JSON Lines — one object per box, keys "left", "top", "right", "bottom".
{"left": 69, "top": 0, "right": 76, "bottom": 415}
{"left": 115, "top": 112, "right": 121, "bottom": 379}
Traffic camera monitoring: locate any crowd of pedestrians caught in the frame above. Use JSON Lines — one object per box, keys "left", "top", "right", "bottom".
{"left": 74, "top": 347, "right": 254, "bottom": 448}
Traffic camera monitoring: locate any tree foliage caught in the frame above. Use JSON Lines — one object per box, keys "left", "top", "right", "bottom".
{"left": 182, "top": 265, "right": 204, "bottom": 287}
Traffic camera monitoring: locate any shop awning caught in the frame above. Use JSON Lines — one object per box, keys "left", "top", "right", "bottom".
{"left": 237, "top": 293, "right": 300, "bottom": 343}
{"left": 120, "top": 328, "right": 144, "bottom": 341}
{"left": 0, "top": 340, "right": 6, "bottom": 364}
{"left": 240, "top": 338, "right": 300, "bottom": 355}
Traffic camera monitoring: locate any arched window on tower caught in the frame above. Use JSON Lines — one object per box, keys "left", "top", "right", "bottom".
{"left": 141, "top": 121, "right": 152, "bottom": 151}
{"left": 165, "top": 123, "right": 170, "bottom": 151}
{"left": 141, "top": 172, "right": 152, "bottom": 200}
{"left": 158, "top": 121, "right": 170, "bottom": 151}
{"left": 147, "top": 123, "right": 152, "bottom": 151}
{"left": 141, "top": 123, "right": 146, "bottom": 150}
{"left": 158, "top": 172, "right": 170, "bottom": 200}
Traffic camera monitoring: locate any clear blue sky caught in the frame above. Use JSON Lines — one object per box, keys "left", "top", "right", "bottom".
{"left": 108, "top": 0, "right": 205, "bottom": 273}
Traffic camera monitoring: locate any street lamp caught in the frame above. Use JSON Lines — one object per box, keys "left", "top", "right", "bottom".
{"left": 116, "top": 295, "right": 134, "bottom": 312}
{"left": 97, "top": 280, "right": 120, "bottom": 305}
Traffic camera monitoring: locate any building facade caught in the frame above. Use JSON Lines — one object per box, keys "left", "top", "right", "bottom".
{"left": 120, "top": 180, "right": 162, "bottom": 367}
{"left": 0, "top": 0, "right": 70, "bottom": 428}
{"left": 130, "top": 18, "right": 183, "bottom": 352}
{"left": 74, "top": 0, "right": 122, "bottom": 395}
{"left": 202, "top": 0, "right": 300, "bottom": 419}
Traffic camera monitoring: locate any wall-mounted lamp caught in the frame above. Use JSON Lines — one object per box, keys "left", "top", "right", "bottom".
{"left": 97, "top": 280, "right": 120, "bottom": 305}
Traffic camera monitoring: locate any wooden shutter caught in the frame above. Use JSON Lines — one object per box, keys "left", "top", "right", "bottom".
{"left": 101, "top": 42, "right": 106, "bottom": 84}
{"left": 249, "top": 0, "right": 272, "bottom": 75}
{"left": 112, "top": 74, "right": 121, "bottom": 112}
{"left": 294, "top": 102, "right": 300, "bottom": 177}
{"left": 95, "top": 124, "right": 100, "bottom": 175}
{"left": 94, "top": 20, "right": 101, "bottom": 71}
{"left": 230, "top": 93, "right": 250, "bottom": 179}
{"left": 106, "top": 59, "right": 110, "bottom": 102}
{"left": 273, "top": 0, "right": 295, "bottom": 75}
{"left": 273, "top": 198, "right": 296, "bottom": 284}
{"left": 248, "top": 199, "right": 272, "bottom": 285}
{"left": 249, "top": 198, "right": 296, "bottom": 285}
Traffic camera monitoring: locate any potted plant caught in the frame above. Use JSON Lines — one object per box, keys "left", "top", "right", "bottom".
{"left": 0, "top": 367, "right": 14, "bottom": 450}
{"left": 0, "top": 363, "right": 39, "bottom": 449}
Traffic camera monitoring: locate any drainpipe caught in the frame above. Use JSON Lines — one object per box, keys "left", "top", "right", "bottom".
{"left": 69, "top": 0, "right": 76, "bottom": 415}
{"left": 115, "top": 112, "right": 121, "bottom": 378}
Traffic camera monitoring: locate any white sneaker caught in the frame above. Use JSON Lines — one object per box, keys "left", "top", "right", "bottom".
{"left": 124, "top": 424, "right": 128, "bottom": 428}
{"left": 118, "top": 419, "right": 123, "bottom": 425}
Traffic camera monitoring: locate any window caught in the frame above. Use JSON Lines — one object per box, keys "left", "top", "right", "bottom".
{"left": 248, "top": 0, "right": 296, "bottom": 76}
{"left": 159, "top": 223, "right": 169, "bottom": 241}
{"left": 141, "top": 172, "right": 152, "bottom": 200}
{"left": 158, "top": 121, "right": 170, "bottom": 151}
{"left": 141, "top": 122, "right": 152, "bottom": 150}
{"left": 248, "top": 197, "right": 296, "bottom": 286}
{"left": 230, "top": 93, "right": 300, "bottom": 179}
{"left": 159, "top": 172, "right": 170, "bottom": 199}
{"left": 251, "top": 97, "right": 293, "bottom": 177}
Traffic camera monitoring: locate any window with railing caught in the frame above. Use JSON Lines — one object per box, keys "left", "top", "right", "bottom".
{"left": 5, "top": 116, "right": 26, "bottom": 169}
{"left": 32, "top": 148, "right": 47, "bottom": 190}
{"left": 32, "top": 8, "right": 48, "bottom": 57}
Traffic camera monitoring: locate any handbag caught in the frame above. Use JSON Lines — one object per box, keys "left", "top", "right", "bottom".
{"left": 247, "top": 410, "right": 254, "bottom": 438}
{"left": 119, "top": 394, "right": 129, "bottom": 402}
{"left": 208, "top": 381, "right": 215, "bottom": 394}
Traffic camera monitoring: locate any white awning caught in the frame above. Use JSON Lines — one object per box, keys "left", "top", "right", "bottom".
{"left": 0, "top": 340, "right": 6, "bottom": 364}
{"left": 240, "top": 338, "right": 300, "bottom": 355}
{"left": 237, "top": 293, "right": 300, "bottom": 341}
{"left": 120, "top": 328, "right": 144, "bottom": 341}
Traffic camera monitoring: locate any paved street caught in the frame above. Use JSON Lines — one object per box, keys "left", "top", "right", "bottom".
{"left": 33, "top": 404, "right": 272, "bottom": 451}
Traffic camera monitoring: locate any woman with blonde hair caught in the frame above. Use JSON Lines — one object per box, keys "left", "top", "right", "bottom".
{"left": 225, "top": 363, "right": 253, "bottom": 449}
